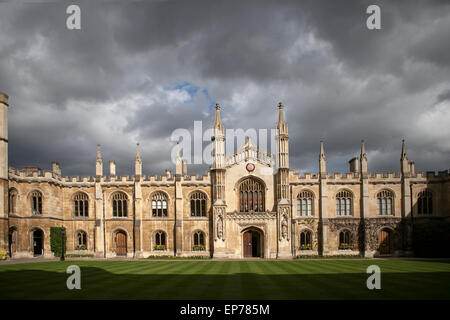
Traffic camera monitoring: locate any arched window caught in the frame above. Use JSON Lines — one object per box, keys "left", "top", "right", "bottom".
{"left": 377, "top": 190, "right": 393, "bottom": 215}
{"left": 152, "top": 192, "right": 168, "bottom": 217}
{"left": 193, "top": 231, "right": 205, "bottom": 251}
{"left": 238, "top": 178, "right": 265, "bottom": 212}
{"left": 112, "top": 192, "right": 128, "bottom": 217}
{"left": 31, "top": 191, "right": 42, "bottom": 215}
{"left": 76, "top": 231, "right": 87, "bottom": 250}
{"left": 339, "top": 230, "right": 351, "bottom": 250}
{"left": 336, "top": 190, "right": 352, "bottom": 216}
{"left": 74, "top": 192, "right": 89, "bottom": 217}
{"left": 297, "top": 190, "right": 313, "bottom": 216}
{"left": 299, "top": 230, "right": 312, "bottom": 250}
{"left": 9, "top": 189, "right": 18, "bottom": 214}
{"left": 154, "top": 230, "right": 166, "bottom": 250}
{"left": 190, "top": 192, "right": 207, "bottom": 217}
{"left": 418, "top": 189, "right": 432, "bottom": 215}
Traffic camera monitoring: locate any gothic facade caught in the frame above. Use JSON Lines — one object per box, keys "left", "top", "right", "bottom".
{"left": 0, "top": 91, "right": 449, "bottom": 259}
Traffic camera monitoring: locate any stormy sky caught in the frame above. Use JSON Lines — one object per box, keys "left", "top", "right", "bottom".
{"left": 0, "top": 0, "right": 449, "bottom": 177}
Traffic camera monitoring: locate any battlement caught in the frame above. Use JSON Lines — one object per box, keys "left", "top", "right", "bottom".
{"left": 290, "top": 171, "right": 320, "bottom": 181}
{"left": 143, "top": 174, "right": 175, "bottom": 182}
{"left": 370, "top": 172, "right": 400, "bottom": 179}
{"left": 61, "top": 176, "right": 95, "bottom": 183}
{"left": 328, "top": 172, "right": 360, "bottom": 180}
{"left": 181, "top": 173, "right": 210, "bottom": 182}
{"left": 424, "top": 170, "right": 450, "bottom": 180}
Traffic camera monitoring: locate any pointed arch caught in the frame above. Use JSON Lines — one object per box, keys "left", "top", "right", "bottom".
{"left": 73, "top": 191, "right": 89, "bottom": 217}
{"left": 297, "top": 189, "right": 314, "bottom": 216}
{"left": 150, "top": 191, "right": 169, "bottom": 217}
{"left": 237, "top": 177, "right": 265, "bottom": 212}
{"left": 8, "top": 188, "right": 18, "bottom": 214}
{"left": 335, "top": 189, "right": 353, "bottom": 216}
{"left": 111, "top": 191, "right": 128, "bottom": 217}
{"left": 376, "top": 189, "right": 394, "bottom": 215}
{"left": 417, "top": 188, "right": 433, "bottom": 215}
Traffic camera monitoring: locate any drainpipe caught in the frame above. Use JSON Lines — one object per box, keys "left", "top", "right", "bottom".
{"left": 102, "top": 190, "right": 106, "bottom": 258}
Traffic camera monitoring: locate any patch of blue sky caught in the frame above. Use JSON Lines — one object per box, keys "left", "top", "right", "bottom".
{"left": 164, "top": 81, "right": 200, "bottom": 103}
{"left": 201, "top": 88, "right": 216, "bottom": 111}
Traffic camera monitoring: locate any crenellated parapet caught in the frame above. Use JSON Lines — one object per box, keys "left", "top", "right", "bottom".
{"left": 289, "top": 170, "right": 320, "bottom": 185}
{"left": 327, "top": 172, "right": 361, "bottom": 185}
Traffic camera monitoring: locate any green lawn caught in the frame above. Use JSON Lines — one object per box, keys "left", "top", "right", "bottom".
{"left": 0, "top": 259, "right": 449, "bottom": 300}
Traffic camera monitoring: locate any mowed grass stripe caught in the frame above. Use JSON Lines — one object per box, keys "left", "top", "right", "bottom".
{"left": 103, "top": 261, "right": 212, "bottom": 299}
{"left": 173, "top": 262, "right": 224, "bottom": 299}
{"left": 257, "top": 261, "right": 330, "bottom": 299}
{"left": 56, "top": 261, "right": 154, "bottom": 300}
{"left": 1, "top": 259, "right": 450, "bottom": 300}
{"left": 263, "top": 261, "right": 363, "bottom": 299}
{"left": 86, "top": 261, "right": 200, "bottom": 299}
{"left": 215, "top": 260, "right": 243, "bottom": 300}
{"left": 246, "top": 261, "right": 294, "bottom": 299}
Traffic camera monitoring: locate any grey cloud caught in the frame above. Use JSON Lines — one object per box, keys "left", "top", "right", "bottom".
{"left": 0, "top": 0, "right": 449, "bottom": 177}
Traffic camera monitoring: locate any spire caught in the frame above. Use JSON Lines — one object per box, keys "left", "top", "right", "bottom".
{"left": 319, "top": 140, "right": 326, "bottom": 160}
{"left": 401, "top": 139, "right": 407, "bottom": 160}
{"left": 400, "top": 139, "right": 410, "bottom": 174}
{"left": 214, "top": 103, "right": 223, "bottom": 131}
{"left": 135, "top": 143, "right": 142, "bottom": 176}
{"left": 361, "top": 139, "right": 366, "bottom": 157}
{"left": 176, "top": 142, "right": 182, "bottom": 175}
{"left": 277, "top": 102, "right": 285, "bottom": 127}
{"left": 319, "top": 140, "right": 326, "bottom": 173}
{"left": 96, "top": 144, "right": 102, "bottom": 160}
{"left": 135, "top": 143, "right": 141, "bottom": 161}
{"left": 360, "top": 139, "right": 368, "bottom": 173}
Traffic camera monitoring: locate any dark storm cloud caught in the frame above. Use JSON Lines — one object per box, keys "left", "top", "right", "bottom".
{"left": 0, "top": 0, "right": 449, "bottom": 176}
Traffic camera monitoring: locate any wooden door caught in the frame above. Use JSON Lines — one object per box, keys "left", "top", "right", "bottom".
{"left": 379, "top": 229, "right": 391, "bottom": 254}
{"left": 116, "top": 232, "right": 127, "bottom": 256}
{"left": 243, "top": 231, "right": 252, "bottom": 257}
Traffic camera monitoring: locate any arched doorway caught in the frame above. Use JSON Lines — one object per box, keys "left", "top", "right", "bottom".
{"left": 378, "top": 228, "right": 392, "bottom": 255}
{"left": 115, "top": 231, "right": 127, "bottom": 256}
{"left": 242, "top": 228, "right": 263, "bottom": 258}
{"left": 32, "top": 229, "right": 43, "bottom": 256}
{"left": 8, "top": 228, "right": 18, "bottom": 257}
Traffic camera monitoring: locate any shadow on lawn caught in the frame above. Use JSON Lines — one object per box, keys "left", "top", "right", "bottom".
{"left": 0, "top": 267, "right": 449, "bottom": 300}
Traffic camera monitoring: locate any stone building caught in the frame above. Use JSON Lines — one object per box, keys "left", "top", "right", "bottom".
{"left": 0, "top": 91, "right": 449, "bottom": 259}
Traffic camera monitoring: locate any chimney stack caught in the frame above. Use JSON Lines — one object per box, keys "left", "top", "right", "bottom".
{"left": 349, "top": 157, "right": 359, "bottom": 173}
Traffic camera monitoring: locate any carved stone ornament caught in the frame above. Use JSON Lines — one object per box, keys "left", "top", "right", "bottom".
{"left": 214, "top": 206, "right": 225, "bottom": 241}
